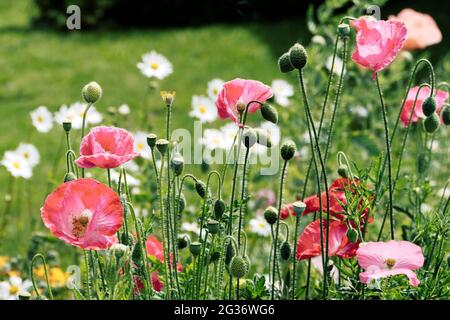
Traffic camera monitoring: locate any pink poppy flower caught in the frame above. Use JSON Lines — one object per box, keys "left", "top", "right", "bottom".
{"left": 389, "top": 9, "right": 442, "bottom": 51}
{"left": 146, "top": 235, "right": 182, "bottom": 272}
{"left": 351, "top": 17, "right": 407, "bottom": 79}
{"left": 400, "top": 86, "right": 449, "bottom": 127}
{"left": 215, "top": 78, "right": 273, "bottom": 126}
{"left": 151, "top": 271, "right": 164, "bottom": 292}
{"left": 356, "top": 240, "right": 424, "bottom": 286}
{"left": 76, "top": 126, "right": 140, "bottom": 169}
{"left": 41, "top": 178, "right": 123, "bottom": 250}
{"left": 296, "top": 219, "right": 359, "bottom": 260}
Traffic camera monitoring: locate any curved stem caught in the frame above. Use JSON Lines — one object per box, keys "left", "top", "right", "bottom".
{"left": 30, "top": 253, "right": 54, "bottom": 300}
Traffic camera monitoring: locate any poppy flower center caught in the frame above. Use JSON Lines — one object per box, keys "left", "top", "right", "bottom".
{"left": 236, "top": 100, "right": 246, "bottom": 112}
{"left": 386, "top": 258, "right": 396, "bottom": 269}
{"left": 72, "top": 209, "right": 92, "bottom": 238}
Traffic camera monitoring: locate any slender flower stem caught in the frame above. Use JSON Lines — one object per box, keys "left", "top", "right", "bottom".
{"left": 30, "top": 253, "right": 54, "bottom": 300}
{"left": 80, "top": 103, "right": 92, "bottom": 178}
{"left": 271, "top": 160, "right": 288, "bottom": 299}
{"left": 375, "top": 74, "right": 394, "bottom": 240}
{"left": 83, "top": 250, "right": 92, "bottom": 299}
{"left": 158, "top": 156, "right": 171, "bottom": 299}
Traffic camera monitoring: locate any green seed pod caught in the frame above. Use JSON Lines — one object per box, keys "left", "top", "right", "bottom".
{"left": 156, "top": 139, "right": 169, "bottom": 155}
{"left": 214, "top": 199, "right": 226, "bottom": 220}
{"left": 177, "top": 237, "right": 188, "bottom": 250}
{"left": 243, "top": 254, "right": 251, "bottom": 271}
{"left": 82, "top": 81, "right": 102, "bottom": 104}
{"left": 64, "top": 172, "right": 76, "bottom": 183}
{"left": 280, "top": 140, "right": 296, "bottom": 161}
{"left": 278, "top": 52, "right": 294, "bottom": 73}
{"left": 242, "top": 127, "right": 257, "bottom": 148}
{"left": 62, "top": 122, "right": 72, "bottom": 132}
{"left": 292, "top": 201, "right": 306, "bottom": 216}
{"left": 260, "top": 104, "right": 278, "bottom": 124}
{"left": 280, "top": 241, "right": 291, "bottom": 261}
{"left": 346, "top": 228, "right": 358, "bottom": 243}
{"left": 289, "top": 43, "right": 308, "bottom": 70}
{"left": 225, "top": 242, "right": 235, "bottom": 265}
{"left": 147, "top": 133, "right": 157, "bottom": 148}
{"left": 337, "top": 23, "right": 351, "bottom": 38}
{"left": 207, "top": 219, "right": 220, "bottom": 235}
{"left": 189, "top": 242, "right": 201, "bottom": 256}
{"left": 423, "top": 113, "right": 440, "bottom": 133}
{"left": 176, "top": 193, "right": 186, "bottom": 214}
{"left": 422, "top": 97, "right": 436, "bottom": 117}
{"left": 337, "top": 165, "right": 349, "bottom": 178}
{"left": 230, "top": 256, "right": 248, "bottom": 278}
{"left": 195, "top": 180, "right": 207, "bottom": 199}
{"left": 255, "top": 128, "right": 272, "bottom": 147}
{"left": 442, "top": 105, "right": 450, "bottom": 125}
{"left": 171, "top": 152, "right": 184, "bottom": 176}
{"left": 264, "top": 206, "right": 278, "bottom": 225}
{"left": 210, "top": 250, "right": 221, "bottom": 263}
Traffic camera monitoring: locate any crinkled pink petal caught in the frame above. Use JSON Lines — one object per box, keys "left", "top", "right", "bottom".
{"left": 359, "top": 268, "right": 420, "bottom": 287}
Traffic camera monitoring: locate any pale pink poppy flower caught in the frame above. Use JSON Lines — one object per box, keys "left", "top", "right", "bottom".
{"left": 400, "top": 86, "right": 449, "bottom": 127}
{"left": 76, "top": 126, "right": 140, "bottom": 169}
{"left": 389, "top": 9, "right": 442, "bottom": 51}
{"left": 356, "top": 240, "right": 424, "bottom": 287}
{"left": 41, "top": 178, "right": 123, "bottom": 250}
{"left": 215, "top": 78, "right": 273, "bottom": 126}
{"left": 351, "top": 17, "right": 407, "bottom": 79}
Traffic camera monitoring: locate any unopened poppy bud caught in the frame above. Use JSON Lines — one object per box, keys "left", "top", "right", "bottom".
{"left": 346, "top": 228, "right": 358, "bottom": 243}
{"left": 230, "top": 256, "right": 247, "bottom": 278}
{"left": 337, "top": 23, "right": 351, "bottom": 37}
{"left": 242, "top": 127, "right": 257, "bottom": 148}
{"left": 64, "top": 172, "right": 76, "bottom": 183}
{"left": 63, "top": 122, "right": 72, "bottom": 132}
{"left": 211, "top": 200, "right": 225, "bottom": 220}
{"left": 280, "top": 241, "right": 291, "bottom": 261}
{"left": 120, "top": 232, "right": 134, "bottom": 246}
{"left": 280, "top": 140, "right": 296, "bottom": 161}
{"left": 18, "top": 292, "right": 31, "bottom": 300}
{"left": 289, "top": 43, "right": 308, "bottom": 70}
{"left": 189, "top": 242, "right": 201, "bottom": 256}
{"left": 236, "top": 101, "right": 246, "bottom": 113}
{"left": 147, "top": 134, "right": 157, "bottom": 148}
{"left": 422, "top": 97, "right": 436, "bottom": 117}
{"left": 260, "top": 104, "right": 278, "bottom": 124}
{"left": 178, "top": 237, "right": 188, "bottom": 250}
{"left": 160, "top": 90, "right": 176, "bottom": 107}
{"left": 195, "top": 180, "right": 207, "bottom": 198}
{"left": 171, "top": 152, "right": 184, "bottom": 176}
{"left": 423, "top": 113, "right": 440, "bottom": 133}
{"left": 111, "top": 243, "right": 130, "bottom": 259}
{"left": 255, "top": 128, "right": 272, "bottom": 147}
{"left": 156, "top": 139, "right": 169, "bottom": 155}
{"left": 176, "top": 193, "right": 186, "bottom": 214}
{"left": 264, "top": 206, "right": 278, "bottom": 225}
{"left": 210, "top": 250, "right": 221, "bottom": 263}
{"left": 442, "top": 105, "right": 450, "bottom": 125}
{"left": 82, "top": 81, "right": 102, "bottom": 104}
{"left": 292, "top": 201, "right": 306, "bottom": 216}
{"left": 337, "top": 165, "right": 349, "bottom": 178}
{"left": 207, "top": 219, "right": 220, "bottom": 234}
{"left": 278, "top": 52, "right": 294, "bottom": 73}
{"left": 225, "top": 242, "right": 235, "bottom": 265}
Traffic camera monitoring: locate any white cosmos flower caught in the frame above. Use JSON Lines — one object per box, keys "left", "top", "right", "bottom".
{"left": 15, "top": 143, "right": 40, "bottom": 167}
{"left": 1, "top": 151, "right": 32, "bottom": 179}
{"left": 200, "top": 129, "right": 225, "bottom": 150}
{"left": 220, "top": 122, "right": 239, "bottom": 150}
{"left": 0, "top": 276, "right": 32, "bottom": 300}
{"left": 271, "top": 79, "right": 294, "bottom": 107}
{"left": 189, "top": 95, "right": 217, "bottom": 123}
{"left": 118, "top": 104, "right": 130, "bottom": 115}
{"left": 123, "top": 160, "right": 139, "bottom": 173}
{"left": 137, "top": 50, "right": 173, "bottom": 80}
{"left": 326, "top": 55, "right": 345, "bottom": 75}
{"left": 133, "top": 131, "right": 151, "bottom": 159}
{"left": 54, "top": 102, "right": 102, "bottom": 129}
{"left": 181, "top": 222, "right": 200, "bottom": 234}
{"left": 30, "top": 106, "right": 53, "bottom": 133}
{"left": 207, "top": 78, "right": 224, "bottom": 100}
{"left": 249, "top": 215, "right": 271, "bottom": 237}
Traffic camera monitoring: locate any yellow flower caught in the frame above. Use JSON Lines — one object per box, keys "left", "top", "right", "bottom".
{"left": 0, "top": 256, "right": 10, "bottom": 274}
{"left": 160, "top": 90, "right": 176, "bottom": 107}
{"left": 7, "top": 270, "right": 21, "bottom": 277}
{"left": 33, "top": 265, "right": 69, "bottom": 288}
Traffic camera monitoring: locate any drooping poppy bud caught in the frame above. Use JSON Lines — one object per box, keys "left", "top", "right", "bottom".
{"left": 278, "top": 52, "right": 294, "bottom": 73}
{"left": 260, "top": 104, "right": 278, "bottom": 124}
{"left": 423, "top": 113, "right": 440, "bottom": 133}
{"left": 289, "top": 43, "right": 308, "bottom": 70}
{"left": 230, "top": 256, "right": 248, "bottom": 278}
{"left": 82, "top": 81, "right": 102, "bottom": 104}
{"left": 422, "top": 97, "right": 436, "bottom": 117}
{"left": 264, "top": 206, "right": 278, "bottom": 225}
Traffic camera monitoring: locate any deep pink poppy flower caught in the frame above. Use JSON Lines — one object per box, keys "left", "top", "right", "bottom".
{"left": 146, "top": 235, "right": 182, "bottom": 272}
{"left": 389, "top": 9, "right": 442, "bottom": 51}
{"left": 296, "top": 219, "right": 359, "bottom": 260}
{"left": 41, "top": 178, "right": 123, "bottom": 250}
{"left": 76, "top": 126, "right": 140, "bottom": 169}
{"left": 351, "top": 17, "right": 407, "bottom": 79}
{"left": 356, "top": 240, "right": 424, "bottom": 286}
{"left": 400, "top": 86, "right": 449, "bottom": 127}
{"left": 215, "top": 78, "right": 273, "bottom": 126}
